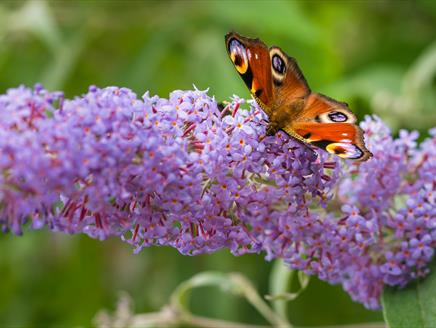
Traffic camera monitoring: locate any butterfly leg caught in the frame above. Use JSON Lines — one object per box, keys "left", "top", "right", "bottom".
{"left": 266, "top": 121, "right": 280, "bottom": 136}
{"left": 266, "top": 108, "right": 287, "bottom": 136}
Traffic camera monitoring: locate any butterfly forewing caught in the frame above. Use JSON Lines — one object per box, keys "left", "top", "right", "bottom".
{"left": 225, "top": 32, "right": 274, "bottom": 114}
{"left": 268, "top": 47, "right": 310, "bottom": 103}
{"left": 284, "top": 93, "right": 371, "bottom": 161}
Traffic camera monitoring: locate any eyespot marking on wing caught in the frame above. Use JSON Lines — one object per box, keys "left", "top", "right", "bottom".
{"left": 228, "top": 38, "right": 249, "bottom": 75}
{"left": 269, "top": 48, "right": 288, "bottom": 83}
{"left": 326, "top": 142, "right": 364, "bottom": 159}
{"left": 272, "top": 54, "right": 286, "bottom": 75}
{"left": 328, "top": 111, "right": 348, "bottom": 122}
{"left": 318, "top": 110, "right": 356, "bottom": 124}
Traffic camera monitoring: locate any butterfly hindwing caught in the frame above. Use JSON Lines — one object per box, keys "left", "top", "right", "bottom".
{"left": 297, "top": 93, "right": 356, "bottom": 124}
{"left": 286, "top": 121, "right": 371, "bottom": 161}
{"left": 285, "top": 93, "right": 371, "bottom": 161}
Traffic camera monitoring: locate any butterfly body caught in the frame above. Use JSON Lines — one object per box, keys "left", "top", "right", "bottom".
{"left": 225, "top": 32, "right": 372, "bottom": 161}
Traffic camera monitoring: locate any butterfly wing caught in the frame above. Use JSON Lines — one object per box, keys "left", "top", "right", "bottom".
{"left": 282, "top": 93, "right": 372, "bottom": 161}
{"left": 268, "top": 46, "right": 310, "bottom": 105}
{"left": 225, "top": 33, "right": 311, "bottom": 118}
{"left": 225, "top": 32, "right": 274, "bottom": 116}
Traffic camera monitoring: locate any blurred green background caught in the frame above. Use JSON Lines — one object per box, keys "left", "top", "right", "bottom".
{"left": 0, "top": 0, "right": 435, "bottom": 326}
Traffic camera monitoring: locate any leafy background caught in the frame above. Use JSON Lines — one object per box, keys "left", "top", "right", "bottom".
{"left": 0, "top": 0, "right": 435, "bottom": 326}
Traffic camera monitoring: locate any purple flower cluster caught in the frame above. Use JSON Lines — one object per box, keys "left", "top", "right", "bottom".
{"left": 338, "top": 119, "right": 436, "bottom": 307}
{"left": 279, "top": 116, "right": 436, "bottom": 309}
{"left": 0, "top": 85, "right": 434, "bottom": 310}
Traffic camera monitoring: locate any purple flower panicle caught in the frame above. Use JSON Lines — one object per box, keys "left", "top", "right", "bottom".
{"left": 0, "top": 85, "right": 435, "bottom": 310}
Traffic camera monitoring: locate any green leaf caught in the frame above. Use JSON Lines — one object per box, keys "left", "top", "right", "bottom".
{"left": 382, "top": 260, "right": 436, "bottom": 328}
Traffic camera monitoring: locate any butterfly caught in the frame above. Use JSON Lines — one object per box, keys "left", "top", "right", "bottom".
{"left": 225, "top": 32, "right": 372, "bottom": 161}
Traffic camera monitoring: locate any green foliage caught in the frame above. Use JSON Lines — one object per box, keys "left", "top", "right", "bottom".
{"left": 382, "top": 260, "right": 436, "bottom": 328}
{"left": 0, "top": 0, "right": 435, "bottom": 326}
{"left": 267, "top": 259, "right": 310, "bottom": 321}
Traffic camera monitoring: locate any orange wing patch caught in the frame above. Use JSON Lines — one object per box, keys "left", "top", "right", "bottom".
{"left": 295, "top": 93, "right": 356, "bottom": 123}
{"left": 269, "top": 47, "right": 310, "bottom": 101}
{"left": 292, "top": 122, "right": 371, "bottom": 161}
